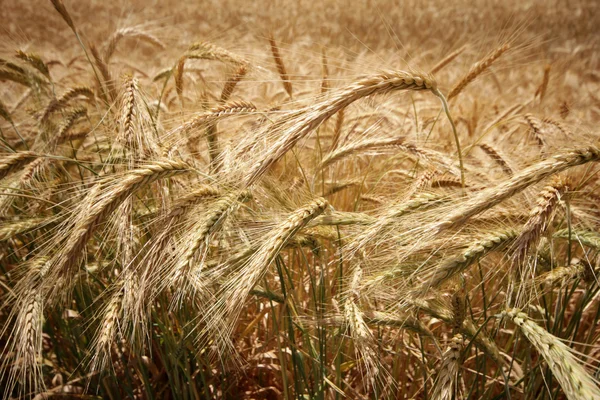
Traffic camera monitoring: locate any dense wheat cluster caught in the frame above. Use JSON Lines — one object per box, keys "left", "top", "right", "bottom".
{"left": 1, "top": 0, "right": 600, "bottom": 398}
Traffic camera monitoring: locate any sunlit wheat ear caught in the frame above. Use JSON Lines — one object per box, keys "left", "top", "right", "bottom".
{"left": 431, "top": 334, "right": 463, "bottom": 400}
{"left": 478, "top": 143, "right": 514, "bottom": 176}
{"left": 436, "top": 146, "right": 600, "bottom": 233}
{"left": 175, "top": 41, "right": 248, "bottom": 105}
{"left": 54, "top": 107, "right": 87, "bottom": 145}
{"left": 208, "top": 198, "right": 329, "bottom": 348}
{"left": 501, "top": 309, "right": 600, "bottom": 400}
{"left": 447, "top": 43, "right": 510, "bottom": 101}
{"left": 0, "top": 151, "right": 38, "bottom": 181}
{"left": 243, "top": 70, "right": 437, "bottom": 186}
{"left": 0, "top": 217, "right": 46, "bottom": 241}
{"left": 344, "top": 263, "right": 383, "bottom": 388}
{"left": 43, "top": 160, "right": 190, "bottom": 301}
{"left": 268, "top": 35, "right": 292, "bottom": 98}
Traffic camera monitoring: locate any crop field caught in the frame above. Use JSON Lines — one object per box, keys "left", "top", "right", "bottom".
{"left": 1, "top": 0, "right": 600, "bottom": 398}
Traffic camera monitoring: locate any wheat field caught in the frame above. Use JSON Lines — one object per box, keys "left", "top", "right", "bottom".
{"left": 1, "top": 0, "right": 600, "bottom": 398}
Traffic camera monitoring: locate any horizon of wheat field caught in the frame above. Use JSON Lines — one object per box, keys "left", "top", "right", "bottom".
{"left": 1, "top": 0, "right": 600, "bottom": 399}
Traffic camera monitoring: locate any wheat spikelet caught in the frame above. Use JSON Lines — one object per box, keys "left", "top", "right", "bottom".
{"left": 543, "top": 117, "right": 572, "bottom": 136}
{"left": 2, "top": 258, "right": 49, "bottom": 398}
{"left": 179, "top": 100, "right": 256, "bottom": 138}
{"left": 310, "top": 211, "right": 376, "bottom": 226}
{"left": 216, "top": 198, "right": 329, "bottom": 335}
{"left": 55, "top": 107, "right": 87, "bottom": 144}
{"left": 268, "top": 36, "right": 292, "bottom": 97}
{"left": 0, "top": 66, "right": 30, "bottom": 86}
{"left": 447, "top": 44, "right": 510, "bottom": 101}
{"left": 554, "top": 229, "right": 600, "bottom": 250}
{"left": 187, "top": 42, "right": 247, "bottom": 66}
{"left": 431, "top": 334, "right": 463, "bottom": 400}
{"left": 91, "top": 284, "right": 124, "bottom": 372}
{"left": 120, "top": 76, "right": 138, "bottom": 148}
{"left": 164, "top": 190, "right": 251, "bottom": 297}
{"left": 502, "top": 309, "right": 600, "bottom": 400}
{"left": 174, "top": 56, "right": 186, "bottom": 106}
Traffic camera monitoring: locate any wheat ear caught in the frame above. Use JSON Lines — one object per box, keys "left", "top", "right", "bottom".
{"left": 268, "top": 36, "right": 293, "bottom": 97}
{"left": 0, "top": 151, "right": 38, "bottom": 181}
{"left": 220, "top": 64, "right": 248, "bottom": 103}
{"left": 447, "top": 44, "right": 510, "bottom": 101}
{"left": 245, "top": 70, "right": 437, "bottom": 185}
{"left": 502, "top": 309, "right": 600, "bottom": 400}
{"left": 45, "top": 160, "right": 190, "bottom": 299}
{"left": 431, "top": 334, "right": 463, "bottom": 400}
{"left": 218, "top": 198, "right": 329, "bottom": 331}
{"left": 419, "top": 230, "right": 517, "bottom": 293}
{"left": 436, "top": 146, "right": 600, "bottom": 232}
{"left": 319, "top": 136, "right": 406, "bottom": 169}
{"left": 478, "top": 143, "right": 514, "bottom": 176}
